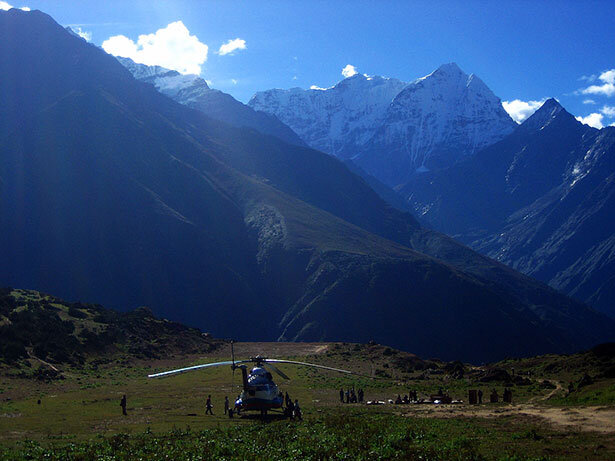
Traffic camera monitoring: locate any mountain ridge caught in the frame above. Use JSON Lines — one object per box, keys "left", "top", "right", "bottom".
{"left": 1, "top": 8, "right": 613, "bottom": 362}
{"left": 116, "top": 56, "right": 305, "bottom": 147}
{"left": 400, "top": 98, "right": 615, "bottom": 317}
{"left": 249, "top": 62, "right": 516, "bottom": 187}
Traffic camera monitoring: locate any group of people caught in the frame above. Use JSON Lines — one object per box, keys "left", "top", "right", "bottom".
{"left": 283, "top": 391, "right": 302, "bottom": 420}
{"left": 393, "top": 390, "right": 418, "bottom": 404}
{"left": 491, "top": 388, "right": 513, "bottom": 403}
{"left": 339, "top": 387, "right": 364, "bottom": 403}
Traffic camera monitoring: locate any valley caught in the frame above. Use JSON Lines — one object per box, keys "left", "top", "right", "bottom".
{"left": 2, "top": 339, "right": 615, "bottom": 459}
{"left": 1, "top": 289, "right": 615, "bottom": 459}
{"left": 1, "top": 4, "right": 614, "bottom": 459}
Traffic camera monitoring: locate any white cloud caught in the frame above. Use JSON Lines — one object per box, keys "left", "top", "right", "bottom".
{"left": 502, "top": 98, "right": 547, "bottom": 124}
{"left": 73, "top": 26, "right": 92, "bottom": 42}
{"left": 576, "top": 113, "right": 604, "bottom": 129}
{"left": 231, "top": 78, "right": 237, "bottom": 85}
{"left": 102, "top": 21, "right": 208, "bottom": 75}
{"left": 218, "top": 38, "right": 246, "bottom": 56}
{"left": 583, "top": 99, "right": 596, "bottom": 105}
{"left": 600, "top": 69, "right": 615, "bottom": 85}
{"left": 579, "top": 74, "right": 597, "bottom": 82}
{"left": 310, "top": 85, "right": 332, "bottom": 91}
{"left": 581, "top": 69, "right": 615, "bottom": 97}
{"left": 601, "top": 105, "right": 615, "bottom": 117}
{"left": 341, "top": 64, "right": 358, "bottom": 78}
{"left": 0, "top": 1, "right": 29, "bottom": 10}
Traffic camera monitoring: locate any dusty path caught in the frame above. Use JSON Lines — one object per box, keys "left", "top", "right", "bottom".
{"left": 405, "top": 403, "right": 615, "bottom": 434}
{"left": 527, "top": 380, "right": 563, "bottom": 403}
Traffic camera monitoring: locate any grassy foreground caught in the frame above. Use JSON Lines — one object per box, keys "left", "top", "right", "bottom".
{"left": 2, "top": 409, "right": 612, "bottom": 461}
{"left": 1, "top": 289, "right": 615, "bottom": 460}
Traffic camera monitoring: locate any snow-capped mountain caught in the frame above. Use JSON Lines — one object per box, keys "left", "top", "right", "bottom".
{"left": 116, "top": 57, "right": 305, "bottom": 146}
{"left": 249, "top": 63, "right": 516, "bottom": 186}
{"left": 400, "top": 99, "right": 615, "bottom": 318}
{"left": 249, "top": 74, "right": 407, "bottom": 159}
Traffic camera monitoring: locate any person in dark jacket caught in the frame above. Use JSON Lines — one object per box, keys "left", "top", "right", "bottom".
{"left": 205, "top": 395, "right": 213, "bottom": 415}
{"left": 120, "top": 395, "right": 127, "bottom": 416}
{"left": 293, "top": 399, "right": 302, "bottom": 420}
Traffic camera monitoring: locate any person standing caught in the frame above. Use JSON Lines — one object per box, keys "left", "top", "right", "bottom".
{"left": 205, "top": 395, "right": 214, "bottom": 415}
{"left": 339, "top": 388, "right": 344, "bottom": 403}
{"left": 478, "top": 389, "right": 483, "bottom": 404}
{"left": 293, "top": 399, "right": 302, "bottom": 420}
{"left": 120, "top": 395, "right": 127, "bottom": 416}
{"left": 224, "top": 396, "right": 229, "bottom": 415}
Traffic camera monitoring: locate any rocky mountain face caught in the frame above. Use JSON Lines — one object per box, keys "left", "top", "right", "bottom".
{"left": 1, "top": 9, "right": 613, "bottom": 362}
{"left": 249, "top": 63, "right": 515, "bottom": 187}
{"left": 249, "top": 74, "right": 407, "bottom": 161}
{"left": 117, "top": 57, "right": 305, "bottom": 146}
{"left": 401, "top": 99, "right": 615, "bottom": 318}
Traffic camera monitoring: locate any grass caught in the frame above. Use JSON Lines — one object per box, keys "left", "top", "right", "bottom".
{"left": 1, "top": 409, "right": 612, "bottom": 460}
{"left": 1, "top": 341, "right": 615, "bottom": 459}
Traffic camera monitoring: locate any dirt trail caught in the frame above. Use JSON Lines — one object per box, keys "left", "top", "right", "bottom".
{"left": 405, "top": 403, "right": 615, "bottom": 434}
{"left": 518, "top": 405, "right": 615, "bottom": 433}
{"left": 528, "top": 380, "right": 563, "bottom": 403}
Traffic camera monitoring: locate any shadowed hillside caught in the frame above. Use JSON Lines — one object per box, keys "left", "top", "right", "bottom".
{"left": 0, "top": 9, "right": 613, "bottom": 362}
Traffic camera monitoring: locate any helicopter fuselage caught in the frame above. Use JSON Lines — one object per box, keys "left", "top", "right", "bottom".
{"left": 234, "top": 366, "right": 283, "bottom": 412}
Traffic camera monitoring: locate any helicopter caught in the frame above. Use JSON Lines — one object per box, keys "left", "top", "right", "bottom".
{"left": 148, "top": 342, "right": 362, "bottom": 415}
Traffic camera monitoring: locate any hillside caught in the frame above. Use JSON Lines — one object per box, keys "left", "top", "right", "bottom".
{"left": 401, "top": 99, "right": 615, "bottom": 317}
{"left": 116, "top": 57, "right": 305, "bottom": 147}
{"left": 0, "top": 288, "right": 221, "bottom": 367}
{"left": 0, "top": 9, "right": 613, "bottom": 362}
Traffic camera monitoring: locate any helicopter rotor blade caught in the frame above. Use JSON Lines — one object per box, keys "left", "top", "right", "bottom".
{"left": 263, "top": 359, "right": 372, "bottom": 377}
{"left": 148, "top": 360, "right": 236, "bottom": 378}
{"left": 262, "top": 362, "right": 290, "bottom": 380}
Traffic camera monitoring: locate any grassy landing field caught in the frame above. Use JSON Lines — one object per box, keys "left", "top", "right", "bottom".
{"left": 1, "top": 341, "right": 615, "bottom": 460}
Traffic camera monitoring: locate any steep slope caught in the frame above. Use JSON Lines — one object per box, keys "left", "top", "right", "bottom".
{"left": 473, "top": 127, "right": 615, "bottom": 317}
{"left": 400, "top": 99, "right": 594, "bottom": 238}
{"left": 401, "top": 99, "right": 615, "bottom": 317}
{"left": 117, "top": 57, "right": 305, "bottom": 146}
{"left": 250, "top": 64, "right": 515, "bottom": 187}
{"left": 0, "top": 9, "right": 613, "bottom": 362}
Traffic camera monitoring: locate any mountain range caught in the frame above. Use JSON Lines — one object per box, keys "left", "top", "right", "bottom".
{"left": 401, "top": 99, "right": 615, "bottom": 318}
{"left": 115, "top": 56, "right": 305, "bottom": 147}
{"left": 249, "top": 63, "right": 516, "bottom": 187}
{"left": 1, "top": 9, "right": 613, "bottom": 362}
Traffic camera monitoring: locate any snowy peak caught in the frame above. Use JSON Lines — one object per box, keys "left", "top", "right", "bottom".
{"left": 530, "top": 98, "right": 564, "bottom": 120}
{"left": 519, "top": 98, "right": 580, "bottom": 133}
{"left": 116, "top": 57, "right": 210, "bottom": 102}
{"left": 116, "top": 57, "right": 305, "bottom": 146}
{"left": 430, "top": 62, "right": 465, "bottom": 78}
{"left": 250, "top": 62, "right": 516, "bottom": 186}
{"left": 249, "top": 72, "right": 408, "bottom": 158}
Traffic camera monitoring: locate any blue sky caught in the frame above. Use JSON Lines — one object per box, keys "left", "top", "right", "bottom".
{"left": 4, "top": 0, "right": 615, "bottom": 126}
